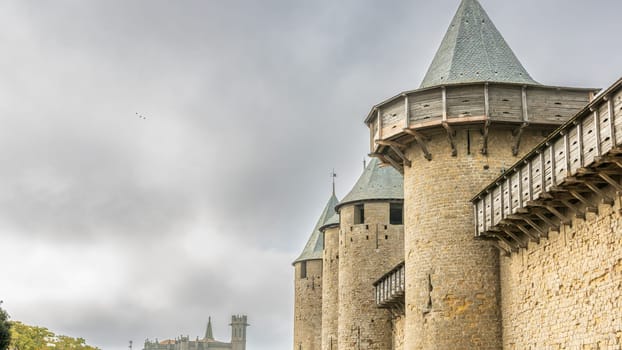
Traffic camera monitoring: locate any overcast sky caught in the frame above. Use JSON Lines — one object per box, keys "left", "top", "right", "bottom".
{"left": 1, "top": 1, "right": 621, "bottom": 349}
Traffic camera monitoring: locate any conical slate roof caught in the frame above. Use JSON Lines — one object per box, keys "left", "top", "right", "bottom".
{"left": 420, "top": 0, "right": 538, "bottom": 88}
{"left": 336, "top": 158, "right": 403, "bottom": 211}
{"left": 319, "top": 212, "right": 340, "bottom": 232}
{"left": 293, "top": 192, "right": 339, "bottom": 264}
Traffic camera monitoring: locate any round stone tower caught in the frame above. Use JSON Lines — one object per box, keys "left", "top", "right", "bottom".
{"left": 364, "top": 0, "right": 596, "bottom": 348}
{"left": 319, "top": 212, "right": 339, "bottom": 350}
{"left": 293, "top": 192, "right": 339, "bottom": 350}
{"left": 336, "top": 158, "right": 404, "bottom": 350}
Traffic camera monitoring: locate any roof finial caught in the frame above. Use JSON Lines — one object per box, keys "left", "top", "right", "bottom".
{"left": 331, "top": 169, "right": 337, "bottom": 195}
{"left": 363, "top": 158, "right": 366, "bottom": 170}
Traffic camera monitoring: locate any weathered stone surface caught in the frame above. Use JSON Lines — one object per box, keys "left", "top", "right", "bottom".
{"left": 403, "top": 127, "right": 545, "bottom": 349}
{"left": 321, "top": 225, "right": 339, "bottom": 350}
{"left": 501, "top": 202, "right": 622, "bottom": 349}
{"left": 293, "top": 259, "right": 322, "bottom": 350}
{"left": 338, "top": 202, "right": 403, "bottom": 350}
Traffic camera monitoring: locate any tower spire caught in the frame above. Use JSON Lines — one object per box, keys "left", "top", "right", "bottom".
{"left": 420, "top": 0, "right": 538, "bottom": 88}
{"left": 205, "top": 317, "right": 214, "bottom": 340}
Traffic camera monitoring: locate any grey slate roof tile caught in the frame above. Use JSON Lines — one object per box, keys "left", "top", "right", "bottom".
{"left": 336, "top": 157, "right": 403, "bottom": 211}
{"left": 420, "top": 0, "right": 538, "bottom": 88}
{"left": 293, "top": 193, "right": 339, "bottom": 264}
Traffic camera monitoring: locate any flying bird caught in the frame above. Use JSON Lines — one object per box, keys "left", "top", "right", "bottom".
{"left": 135, "top": 112, "right": 147, "bottom": 120}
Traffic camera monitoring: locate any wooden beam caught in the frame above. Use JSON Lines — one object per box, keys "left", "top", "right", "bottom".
{"left": 521, "top": 217, "right": 549, "bottom": 239}
{"left": 568, "top": 189, "right": 599, "bottom": 214}
{"left": 534, "top": 211, "right": 560, "bottom": 232}
{"left": 484, "top": 84, "right": 490, "bottom": 118}
{"left": 375, "top": 140, "right": 408, "bottom": 149}
{"left": 442, "top": 122, "right": 457, "bottom": 157}
{"left": 575, "top": 179, "right": 615, "bottom": 206}
{"left": 560, "top": 199, "right": 586, "bottom": 220}
{"left": 514, "top": 223, "right": 540, "bottom": 244}
{"left": 598, "top": 173, "right": 622, "bottom": 192}
{"left": 442, "top": 87, "right": 447, "bottom": 122}
{"left": 500, "top": 227, "right": 528, "bottom": 248}
{"left": 388, "top": 145, "right": 412, "bottom": 168}
{"left": 544, "top": 205, "right": 572, "bottom": 226}
{"left": 490, "top": 240, "right": 511, "bottom": 257}
{"left": 403, "top": 128, "right": 432, "bottom": 161}
{"left": 521, "top": 86, "right": 529, "bottom": 122}
{"left": 608, "top": 97, "right": 616, "bottom": 146}
{"left": 595, "top": 156, "right": 622, "bottom": 169}
{"left": 383, "top": 154, "right": 404, "bottom": 175}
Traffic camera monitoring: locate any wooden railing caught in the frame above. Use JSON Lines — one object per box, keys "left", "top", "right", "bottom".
{"left": 373, "top": 261, "right": 405, "bottom": 313}
{"left": 472, "top": 77, "right": 622, "bottom": 255}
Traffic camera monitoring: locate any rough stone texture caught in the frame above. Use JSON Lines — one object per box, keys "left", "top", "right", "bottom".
{"left": 293, "top": 259, "right": 323, "bottom": 350}
{"left": 501, "top": 201, "right": 622, "bottom": 349}
{"left": 403, "top": 127, "right": 545, "bottom": 349}
{"left": 338, "top": 202, "right": 404, "bottom": 350}
{"left": 392, "top": 315, "right": 405, "bottom": 350}
{"left": 321, "top": 225, "right": 339, "bottom": 350}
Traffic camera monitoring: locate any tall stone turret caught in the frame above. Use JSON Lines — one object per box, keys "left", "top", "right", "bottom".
{"left": 319, "top": 211, "right": 339, "bottom": 350}
{"left": 335, "top": 158, "right": 404, "bottom": 350}
{"left": 293, "top": 192, "right": 339, "bottom": 350}
{"left": 230, "top": 315, "right": 248, "bottom": 350}
{"left": 365, "top": 0, "right": 597, "bottom": 348}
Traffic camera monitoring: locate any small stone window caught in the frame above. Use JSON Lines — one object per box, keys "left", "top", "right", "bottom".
{"left": 354, "top": 204, "right": 365, "bottom": 224}
{"left": 390, "top": 203, "right": 403, "bottom": 225}
{"left": 300, "top": 261, "right": 307, "bottom": 279}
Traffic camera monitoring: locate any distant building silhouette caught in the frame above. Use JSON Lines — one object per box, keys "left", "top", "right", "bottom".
{"left": 143, "top": 315, "right": 247, "bottom": 350}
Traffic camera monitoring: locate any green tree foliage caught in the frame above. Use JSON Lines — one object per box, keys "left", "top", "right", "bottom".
{"left": 9, "top": 322, "right": 99, "bottom": 350}
{"left": 0, "top": 303, "right": 10, "bottom": 350}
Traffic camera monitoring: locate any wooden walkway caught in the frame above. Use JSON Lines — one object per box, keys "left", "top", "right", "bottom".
{"left": 373, "top": 261, "right": 405, "bottom": 314}
{"left": 472, "top": 78, "right": 622, "bottom": 255}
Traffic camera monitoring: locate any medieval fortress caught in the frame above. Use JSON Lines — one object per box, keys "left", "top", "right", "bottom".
{"left": 292, "top": 0, "right": 622, "bottom": 349}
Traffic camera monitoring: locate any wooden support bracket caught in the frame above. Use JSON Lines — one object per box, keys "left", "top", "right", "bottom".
{"left": 560, "top": 199, "right": 586, "bottom": 220}
{"left": 512, "top": 122, "right": 529, "bottom": 156}
{"left": 499, "top": 227, "right": 529, "bottom": 248}
{"left": 442, "top": 122, "right": 457, "bottom": 157}
{"left": 369, "top": 153, "right": 404, "bottom": 174}
{"left": 403, "top": 128, "right": 432, "bottom": 161}
{"left": 376, "top": 140, "right": 412, "bottom": 168}
{"left": 576, "top": 179, "right": 615, "bottom": 206}
{"left": 598, "top": 173, "right": 622, "bottom": 192}
{"left": 534, "top": 211, "right": 560, "bottom": 232}
{"left": 568, "top": 190, "right": 599, "bottom": 214}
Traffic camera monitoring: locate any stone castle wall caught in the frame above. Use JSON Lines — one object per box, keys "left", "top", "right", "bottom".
{"left": 403, "top": 127, "right": 545, "bottom": 349}
{"left": 321, "top": 225, "right": 339, "bottom": 350}
{"left": 501, "top": 200, "right": 622, "bottom": 349}
{"left": 392, "top": 315, "right": 405, "bottom": 350}
{"left": 293, "top": 259, "right": 323, "bottom": 350}
{"left": 338, "top": 202, "right": 403, "bottom": 350}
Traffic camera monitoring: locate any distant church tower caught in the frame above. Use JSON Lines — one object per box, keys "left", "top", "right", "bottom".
{"left": 335, "top": 158, "right": 404, "bottom": 350}
{"left": 293, "top": 192, "right": 339, "bottom": 350}
{"left": 230, "top": 315, "right": 248, "bottom": 350}
{"left": 366, "top": 0, "right": 594, "bottom": 348}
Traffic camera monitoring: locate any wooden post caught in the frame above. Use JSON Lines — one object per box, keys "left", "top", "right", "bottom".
{"left": 484, "top": 83, "right": 490, "bottom": 118}
{"left": 577, "top": 122, "right": 584, "bottom": 167}
{"left": 377, "top": 108, "right": 383, "bottom": 140}
{"left": 404, "top": 94, "right": 410, "bottom": 129}
{"left": 521, "top": 86, "right": 529, "bottom": 122}
{"left": 593, "top": 109, "right": 602, "bottom": 156}
{"left": 608, "top": 97, "right": 616, "bottom": 146}
{"left": 442, "top": 86, "right": 447, "bottom": 122}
